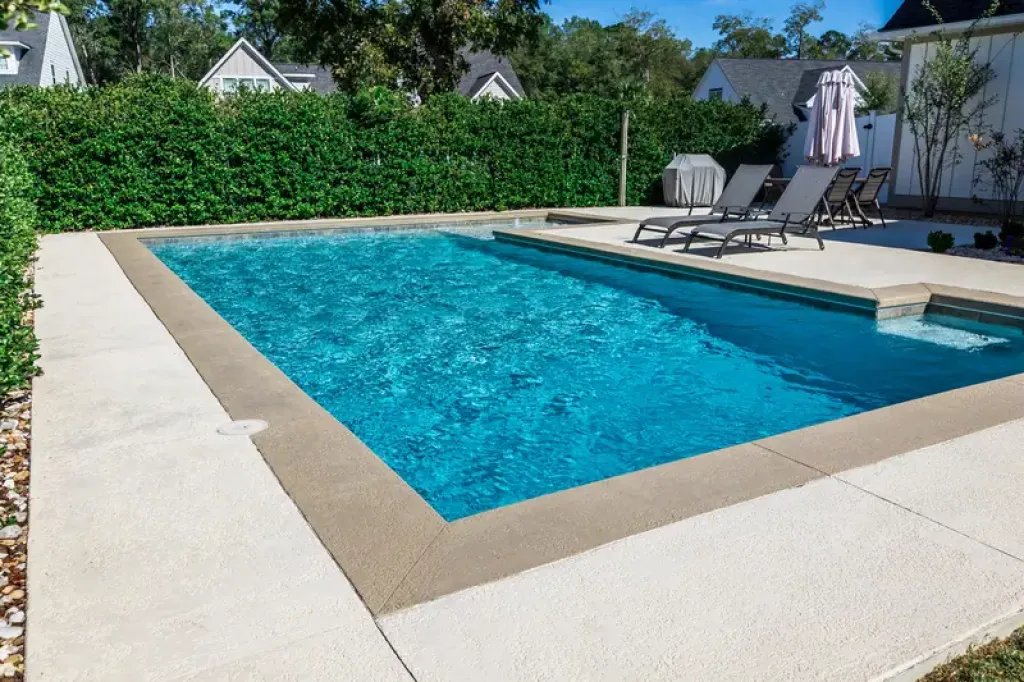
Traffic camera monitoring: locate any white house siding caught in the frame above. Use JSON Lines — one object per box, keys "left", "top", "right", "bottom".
{"left": 474, "top": 77, "right": 513, "bottom": 101}
{"left": 692, "top": 63, "right": 739, "bottom": 103}
{"left": 894, "top": 32, "right": 1024, "bottom": 205}
{"left": 208, "top": 50, "right": 280, "bottom": 92}
{"left": 38, "top": 14, "right": 80, "bottom": 86}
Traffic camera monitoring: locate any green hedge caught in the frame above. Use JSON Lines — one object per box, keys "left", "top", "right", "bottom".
{"left": 0, "top": 142, "right": 40, "bottom": 395}
{"left": 0, "top": 76, "right": 787, "bottom": 231}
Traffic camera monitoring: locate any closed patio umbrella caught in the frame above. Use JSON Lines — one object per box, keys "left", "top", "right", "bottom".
{"left": 803, "top": 69, "right": 861, "bottom": 167}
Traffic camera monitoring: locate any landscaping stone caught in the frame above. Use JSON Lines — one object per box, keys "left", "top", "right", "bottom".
{"left": 0, "top": 388, "right": 31, "bottom": 682}
{"left": 948, "top": 246, "right": 1024, "bottom": 264}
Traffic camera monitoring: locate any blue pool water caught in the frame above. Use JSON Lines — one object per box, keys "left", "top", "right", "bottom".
{"left": 150, "top": 226, "right": 1024, "bottom": 520}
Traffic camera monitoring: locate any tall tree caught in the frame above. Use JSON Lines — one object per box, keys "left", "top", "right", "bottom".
{"left": 783, "top": 1, "right": 824, "bottom": 59}
{"left": 278, "top": 0, "right": 545, "bottom": 99}
{"left": 711, "top": 13, "right": 786, "bottom": 59}
{"left": 511, "top": 10, "right": 699, "bottom": 99}
{"left": 805, "top": 29, "right": 850, "bottom": 59}
{"left": 228, "top": 0, "right": 291, "bottom": 60}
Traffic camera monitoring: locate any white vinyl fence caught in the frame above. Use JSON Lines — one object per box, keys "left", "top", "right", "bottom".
{"left": 782, "top": 111, "right": 896, "bottom": 201}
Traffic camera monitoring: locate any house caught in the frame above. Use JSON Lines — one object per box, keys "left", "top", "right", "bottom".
{"left": 200, "top": 38, "right": 524, "bottom": 100}
{"left": 0, "top": 11, "right": 85, "bottom": 88}
{"left": 874, "top": 0, "right": 1024, "bottom": 211}
{"left": 693, "top": 58, "right": 902, "bottom": 125}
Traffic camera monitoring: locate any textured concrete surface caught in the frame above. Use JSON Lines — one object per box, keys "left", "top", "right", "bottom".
{"left": 28, "top": 233, "right": 412, "bottom": 681}
{"left": 551, "top": 215, "right": 1024, "bottom": 297}
{"left": 380, "top": 477, "right": 1024, "bottom": 682}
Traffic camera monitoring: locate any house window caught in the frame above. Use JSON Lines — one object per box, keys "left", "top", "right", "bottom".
{"left": 708, "top": 88, "right": 724, "bottom": 101}
{"left": 51, "top": 64, "right": 56, "bottom": 85}
{"left": 0, "top": 54, "right": 9, "bottom": 74}
{"left": 221, "top": 77, "right": 272, "bottom": 93}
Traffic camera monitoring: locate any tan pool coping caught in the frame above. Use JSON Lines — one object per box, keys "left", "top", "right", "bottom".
{"left": 99, "top": 210, "right": 1024, "bottom": 616}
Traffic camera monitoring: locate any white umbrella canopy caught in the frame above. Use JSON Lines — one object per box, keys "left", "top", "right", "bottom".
{"left": 803, "top": 69, "right": 861, "bottom": 167}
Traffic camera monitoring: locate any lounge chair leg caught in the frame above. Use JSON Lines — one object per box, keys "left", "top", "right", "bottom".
{"left": 631, "top": 226, "right": 645, "bottom": 243}
{"left": 715, "top": 241, "right": 728, "bottom": 259}
{"left": 682, "top": 232, "right": 697, "bottom": 253}
{"left": 814, "top": 229, "right": 825, "bottom": 250}
{"left": 780, "top": 232, "right": 788, "bottom": 245}
{"left": 875, "top": 200, "right": 886, "bottom": 229}
{"left": 659, "top": 227, "right": 677, "bottom": 248}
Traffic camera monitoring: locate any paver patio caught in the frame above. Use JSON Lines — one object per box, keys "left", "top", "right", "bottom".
{"left": 26, "top": 213, "right": 1024, "bottom": 681}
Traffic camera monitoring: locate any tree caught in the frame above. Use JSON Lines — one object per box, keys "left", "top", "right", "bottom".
{"left": 711, "top": 13, "right": 786, "bottom": 59}
{"left": 806, "top": 29, "right": 851, "bottom": 59}
{"left": 903, "top": 0, "right": 999, "bottom": 216}
{"left": 228, "top": 0, "right": 302, "bottom": 61}
{"left": 278, "top": 0, "right": 545, "bottom": 99}
{"left": 783, "top": 1, "right": 824, "bottom": 59}
{"left": 510, "top": 10, "right": 700, "bottom": 99}
{"left": 857, "top": 71, "right": 898, "bottom": 114}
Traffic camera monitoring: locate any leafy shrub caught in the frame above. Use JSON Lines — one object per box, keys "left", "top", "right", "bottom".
{"left": 927, "top": 230, "right": 956, "bottom": 253}
{"left": 0, "top": 75, "right": 787, "bottom": 231}
{"left": 974, "top": 230, "right": 999, "bottom": 249}
{"left": 0, "top": 142, "right": 40, "bottom": 395}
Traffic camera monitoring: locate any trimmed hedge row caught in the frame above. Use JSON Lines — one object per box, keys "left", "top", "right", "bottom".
{"left": 0, "top": 76, "right": 788, "bottom": 231}
{"left": 0, "top": 142, "right": 40, "bottom": 394}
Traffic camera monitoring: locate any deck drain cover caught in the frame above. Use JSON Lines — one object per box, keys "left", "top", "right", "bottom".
{"left": 217, "top": 419, "right": 268, "bottom": 436}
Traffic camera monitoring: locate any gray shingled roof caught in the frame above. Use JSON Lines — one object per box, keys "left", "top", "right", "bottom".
{"left": 880, "top": 0, "right": 1024, "bottom": 33}
{"left": 0, "top": 11, "right": 50, "bottom": 89}
{"left": 457, "top": 50, "right": 524, "bottom": 98}
{"left": 271, "top": 62, "right": 337, "bottom": 94}
{"left": 715, "top": 58, "right": 903, "bottom": 125}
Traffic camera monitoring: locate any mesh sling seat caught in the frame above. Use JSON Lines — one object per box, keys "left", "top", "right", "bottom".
{"left": 681, "top": 166, "right": 840, "bottom": 259}
{"left": 631, "top": 165, "right": 774, "bottom": 248}
{"left": 850, "top": 167, "right": 891, "bottom": 228}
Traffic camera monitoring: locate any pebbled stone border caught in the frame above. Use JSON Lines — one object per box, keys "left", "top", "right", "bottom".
{"left": 100, "top": 212, "right": 1024, "bottom": 616}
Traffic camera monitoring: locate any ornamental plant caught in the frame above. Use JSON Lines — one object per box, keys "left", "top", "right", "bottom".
{"left": 0, "top": 142, "right": 40, "bottom": 395}
{"left": 973, "top": 131, "right": 1024, "bottom": 234}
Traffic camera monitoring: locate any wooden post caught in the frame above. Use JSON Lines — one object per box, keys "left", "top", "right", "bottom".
{"left": 618, "top": 109, "right": 630, "bottom": 207}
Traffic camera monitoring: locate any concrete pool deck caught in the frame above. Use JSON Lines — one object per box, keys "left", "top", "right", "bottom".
{"left": 28, "top": 211, "right": 1024, "bottom": 680}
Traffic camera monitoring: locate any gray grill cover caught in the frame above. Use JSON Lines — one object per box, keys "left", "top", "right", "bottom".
{"left": 662, "top": 154, "right": 727, "bottom": 208}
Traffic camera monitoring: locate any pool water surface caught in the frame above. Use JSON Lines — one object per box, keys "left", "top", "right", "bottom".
{"left": 150, "top": 227, "right": 1024, "bottom": 520}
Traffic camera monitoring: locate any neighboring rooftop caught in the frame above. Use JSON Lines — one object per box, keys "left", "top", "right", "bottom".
{"left": 457, "top": 50, "right": 524, "bottom": 99}
{"left": 715, "top": 58, "right": 903, "bottom": 125}
{"left": 271, "top": 62, "right": 336, "bottom": 94}
{"left": 880, "top": 0, "right": 1024, "bottom": 33}
{"left": 0, "top": 11, "right": 50, "bottom": 88}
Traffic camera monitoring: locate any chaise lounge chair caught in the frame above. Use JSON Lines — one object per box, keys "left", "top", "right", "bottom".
{"left": 681, "top": 165, "right": 840, "bottom": 259}
{"left": 631, "top": 164, "right": 774, "bottom": 247}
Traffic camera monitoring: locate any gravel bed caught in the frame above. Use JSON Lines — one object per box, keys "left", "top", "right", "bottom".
{"left": 884, "top": 208, "right": 1002, "bottom": 227}
{"left": 0, "top": 391, "right": 28, "bottom": 680}
{"left": 947, "top": 246, "right": 1024, "bottom": 264}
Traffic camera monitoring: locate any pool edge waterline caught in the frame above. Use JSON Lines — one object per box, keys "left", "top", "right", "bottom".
{"left": 98, "top": 215, "right": 1024, "bottom": 617}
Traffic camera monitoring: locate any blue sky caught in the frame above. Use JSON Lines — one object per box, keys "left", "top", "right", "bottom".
{"left": 546, "top": 0, "right": 905, "bottom": 49}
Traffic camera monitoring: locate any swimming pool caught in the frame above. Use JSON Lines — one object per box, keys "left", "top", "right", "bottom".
{"left": 150, "top": 226, "right": 1024, "bottom": 520}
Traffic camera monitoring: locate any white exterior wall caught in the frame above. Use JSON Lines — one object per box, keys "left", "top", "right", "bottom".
{"left": 692, "top": 62, "right": 739, "bottom": 103}
{"left": 474, "top": 77, "right": 513, "bottom": 101}
{"left": 38, "top": 14, "right": 80, "bottom": 86}
{"left": 207, "top": 50, "right": 281, "bottom": 92}
{"left": 894, "top": 33, "right": 1024, "bottom": 202}
{"left": 784, "top": 112, "right": 897, "bottom": 201}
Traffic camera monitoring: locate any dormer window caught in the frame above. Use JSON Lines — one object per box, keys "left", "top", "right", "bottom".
{"left": 0, "top": 43, "right": 27, "bottom": 75}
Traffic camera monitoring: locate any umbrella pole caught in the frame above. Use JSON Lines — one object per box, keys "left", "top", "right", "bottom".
{"left": 619, "top": 110, "right": 630, "bottom": 207}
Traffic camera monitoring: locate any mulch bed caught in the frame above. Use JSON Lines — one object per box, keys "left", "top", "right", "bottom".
{"left": 884, "top": 208, "right": 1003, "bottom": 228}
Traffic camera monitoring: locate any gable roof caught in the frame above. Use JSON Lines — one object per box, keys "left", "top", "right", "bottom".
{"left": 199, "top": 38, "right": 295, "bottom": 91}
{"left": 0, "top": 11, "right": 50, "bottom": 88}
{"left": 457, "top": 51, "right": 524, "bottom": 99}
{"left": 880, "top": 0, "right": 1024, "bottom": 34}
{"left": 713, "top": 58, "right": 902, "bottom": 125}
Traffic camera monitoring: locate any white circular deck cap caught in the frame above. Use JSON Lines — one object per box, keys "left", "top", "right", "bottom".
{"left": 217, "top": 419, "right": 269, "bottom": 436}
